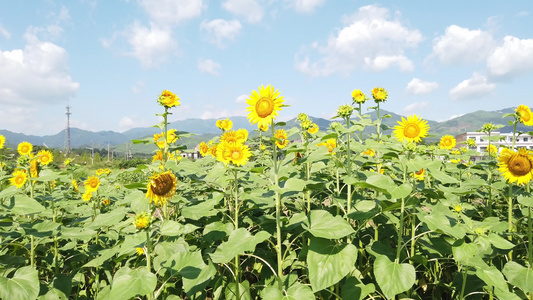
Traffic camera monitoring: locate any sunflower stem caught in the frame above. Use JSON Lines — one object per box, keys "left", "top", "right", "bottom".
{"left": 508, "top": 186, "right": 513, "bottom": 261}
{"left": 527, "top": 185, "right": 532, "bottom": 269}
{"left": 271, "top": 120, "right": 283, "bottom": 290}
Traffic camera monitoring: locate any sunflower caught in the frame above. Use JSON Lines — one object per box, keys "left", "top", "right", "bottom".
{"left": 158, "top": 90, "right": 180, "bottom": 108}
{"left": 134, "top": 212, "right": 151, "bottom": 230}
{"left": 146, "top": 171, "right": 178, "bottom": 206}
{"left": 221, "top": 129, "right": 248, "bottom": 145}
{"left": 371, "top": 87, "right": 388, "bottom": 103}
{"left": 439, "top": 135, "right": 456, "bottom": 150}
{"left": 82, "top": 190, "right": 93, "bottom": 201}
{"left": 136, "top": 247, "right": 145, "bottom": 255}
{"left": 199, "top": 141, "right": 210, "bottom": 157}
{"left": 318, "top": 138, "right": 337, "bottom": 153}
{"left": 30, "top": 159, "right": 39, "bottom": 178}
{"left": 498, "top": 148, "right": 533, "bottom": 185}
{"left": 394, "top": 115, "right": 430, "bottom": 143}
{"left": 0, "top": 134, "right": 5, "bottom": 149}
{"left": 96, "top": 169, "right": 105, "bottom": 176}
{"left": 336, "top": 104, "right": 354, "bottom": 119}
{"left": 154, "top": 130, "right": 178, "bottom": 149}
{"left": 84, "top": 175, "right": 101, "bottom": 192}
{"left": 274, "top": 129, "right": 289, "bottom": 149}
{"left": 216, "top": 118, "right": 233, "bottom": 131}
{"left": 216, "top": 141, "right": 251, "bottom": 166}
{"left": 362, "top": 149, "right": 375, "bottom": 157}
{"left": 72, "top": 179, "right": 79, "bottom": 192}
{"left": 351, "top": 89, "right": 367, "bottom": 104}
{"left": 10, "top": 170, "right": 28, "bottom": 188}
{"left": 487, "top": 144, "right": 498, "bottom": 157}
{"left": 246, "top": 84, "right": 284, "bottom": 129}
{"left": 36, "top": 149, "right": 53, "bottom": 165}
{"left": 104, "top": 168, "right": 111, "bottom": 174}
{"left": 208, "top": 143, "right": 218, "bottom": 157}
{"left": 102, "top": 199, "right": 110, "bottom": 206}
{"left": 64, "top": 158, "right": 72, "bottom": 166}
{"left": 17, "top": 141, "right": 33, "bottom": 156}
{"left": 516, "top": 105, "right": 533, "bottom": 126}
{"left": 258, "top": 123, "right": 269, "bottom": 132}
{"left": 307, "top": 123, "right": 319, "bottom": 134}
{"left": 411, "top": 169, "right": 425, "bottom": 181}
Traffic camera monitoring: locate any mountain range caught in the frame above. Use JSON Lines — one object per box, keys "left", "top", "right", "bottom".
{"left": 1, "top": 107, "right": 530, "bottom": 154}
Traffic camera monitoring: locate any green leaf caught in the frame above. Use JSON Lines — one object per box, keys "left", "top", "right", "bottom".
{"left": 210, "top": 228, "right": 270, "bottom": 264}
{"left": 225, "top": 281, "right": 251, "bottom": 300}
{"left": 60, "top": 226, "right": 97, "bottom": 241}
{"left": 475, "top": 264, "right": 508, "bottom": 292}
{"left": 284, "top": 283, "right": 315, "bottom": 299}
{"left": 373, "top": 255, "right": 415, "bottom": 300}
{"left": 182, "top": 261, "right": 217, "bottom": 297}
{"left": 87, "top": 208, "right": 127, "bottom": 229}
{"left": 124, "top": 190, "right": 149, "bottom": 213}
{"left": 361, "top": 174, "right": 395, "bottom": 194}
{"left": 109, "top": 267, "right": 157, "bottom": 300}
{"left": 429, "top": 169, "right": 459, "bottom": 184}
{"left": 389, "top": 183, "right": 412, "bottom": 199}
{"left": 452, "top": 240, "right": 478, "bottom": 265}
{"left": 160, "top": 220, "right": 199, "bottom": 236}
{"left": 305, "top": 210, "right": 354, "bottom": 239}
{"left": 517, "top": 195, "right": 533, "bottom": 207}
{"left": 83, "top": 248, "right": 116, "bottom": 267}
{"left": 181, "top": 195, "right": 222, "bottom": 220}
{"left": 307, "top": 237, "right": 357, "bottom": 292}
{"left": 12, "top": 194, "right": 46, "bottom": 215}
{"left": 348, "top": 200, "right": 380, "bottom": 221}
{"left": 342, "top": 276, "right": 375, "bottom": 300}
{"left": 0, "top": 266, "right": 40, "bottom": 300}
{"left": 487, "top": 233, "right": 515, "bottom": 250}
{"left": 502, "top": 261, "right": 533, "bottom": 293}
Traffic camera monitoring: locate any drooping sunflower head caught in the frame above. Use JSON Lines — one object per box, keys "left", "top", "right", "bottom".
{"left": 351, "top": 89, "right": 367, "bottom": 104}
{"left": 146, "top": 171, "right": 178, "bottom": 206}
{"left": 158, "top": 90, "right": 180, "bottom": 108}
{"left": 439, "top": 135, "right": 456, "bottom": 150}
{"left": 371, "top": 87, "right": 388, "bottom": 103}
{"left": 246, "top": 84, "right": 284, "bottom": 129}
{"left": 84, "top": 175, "right": 101, "bottom": 192}
{"left": 216, "top": 118, "right": 233, "bottom": 131}
{"left": 134, "top": 212, "right": 151, "bottom": 230}
{"left": 72, "top": 179, "right": 79, "bottom": 192}
{"left": 516, "top": 105, "right": 533, "bottom": 126}
{"left": 307, "top": 123, "right": 319, "bottom": 134}
{"left": 36, "top": 150, "right": 53, "bottom": 166}
{"left": 10, "top": 169, "right": 28, "bottom": 188}
{"left": 274, "top": 129, "right": 289, "bottom": 149}
{"left": 30, "top": 159, "right": 39, "bottom": 178}
{"left": 394, "top": 115, "right": 430, "bottom": 143}
{"left": 199, "top": 141, "right": 210, "bottom": 157}
{"left": 498, "top": 148, "right": 533, "bottom": 185}
{"left": 0, "top": 134, "right": 5, "bottom": 149}
{"left": 411, "top": 169, "right": 425, "bottom": 181}
{"left": 17, "top": 141, "right": 33, "bottom": 156}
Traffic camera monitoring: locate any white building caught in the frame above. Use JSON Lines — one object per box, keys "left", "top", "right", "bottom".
{"left": 456, "top": 132, "right": 533, "bottom": 153}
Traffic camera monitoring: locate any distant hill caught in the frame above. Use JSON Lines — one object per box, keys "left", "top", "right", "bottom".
{"left": 1, "top": 108, "right": 531, "bottom": 154}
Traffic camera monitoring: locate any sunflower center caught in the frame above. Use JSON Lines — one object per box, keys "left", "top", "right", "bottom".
{"left": 508, "top": 154, "right": 532, "bottom": 176}
{"left": 21, "top": 146, "right": 29, "bottom": 153}
{"left": 520, "top": 111, "right": 531, "bottom": 122}
{"left": 150, "top": 173, "right": 174, "bottom": 196}
{"left": 404, "top": 124, "right": 420, "bottom": 138}
{"left": 255, "top": 97, "right": 274, "bottom": 118}
{"left": 231, "top": 150, "right": 242, "bottom": 160}
{"left": 15, "top": 176, "right": 24, "bottom": 184}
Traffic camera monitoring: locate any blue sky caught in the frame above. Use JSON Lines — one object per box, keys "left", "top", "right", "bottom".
{"left": 1, "top": 0, "right": 532, "bottom": 136}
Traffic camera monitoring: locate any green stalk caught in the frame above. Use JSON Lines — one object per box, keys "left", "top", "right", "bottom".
{"left": 527, "top": 185, "right": 532, "bottom": 269}
{"left": 233, "top": 169, "right": 241, "bottom": 300}
{"left": 459, "top": 265, "right": 468, "bottom": 300}
{"left": 396, "top": 197, "right": 405, "bottom": 263}
{"left": 344, "top": 116, "right": 353, "bottom": 216}
{"left": 410, "top": 209, "right": 416, "bottom": 258}
{"left": 508, "top": 186, "right": 513, "bottom": 261}
{"left": 376, "top": 102, "right": 382, "bottom": 141}
{"left": 146, "top": 229, "right": 153, "bottom": 300}
{"left": 271, "top": 120, "right": 283, "bottom": 290}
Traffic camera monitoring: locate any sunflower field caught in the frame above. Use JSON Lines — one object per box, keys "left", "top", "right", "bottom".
{"left": 1, "top": 86, "right": 533, "bottom": 300}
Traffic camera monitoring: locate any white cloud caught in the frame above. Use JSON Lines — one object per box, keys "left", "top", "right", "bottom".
{"left": 119, "top": 116, "right": 148, "bottom": 132}
{"left": 402, "top": 101, "right": 429, "bottom": 114}
{"left": 198, "top": 58, "right": 221, "bottom": 75}
{"left": 223, "top": 0, "right": 264, "bottom": 23}
{"left": 406, "top": 78, "right": 438, "bottom": 95}
{"left": 0, "top": 23, "right": 11, "bottom": 39}
{"left": 432, "top": 25, "right": 495, "bottom": 65}
{"left": 236, "top": 94, "right": 248, "bottom": 103}
{"left": 200, "top": 19, "right": 242, "bottom": 47}
{"left": 364, "top": 55, "right": 414, "bottom": 72}
{"left": 131, "top": 80, "right": 145, "bottom": 94}
{"left": 125, "top": 22, "right": 178, "bottom": 68}
{"left": 139, "top": 0, "right": 206, "bottom": 25}
{"left": 449, "top": 73, "right": 495, "bottom": 100}
{"left": 0, "top": 28, "right": 79, "bottom": 134}
{"left": 295, "top": 5, "right": 422, "bottom": 76}
{"left": 487, "top": 36, "right": 533, "bottom": 78}
{"left": 200, "top": 106, "right": 245, "bottom": 119}
{"left": 293, "top": 0, "right": 326, "bottom": 13}
{"left": 518, "top": 11, "right": 530, "bottom": 17}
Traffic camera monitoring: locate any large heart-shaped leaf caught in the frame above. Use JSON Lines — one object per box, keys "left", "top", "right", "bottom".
{"left": 373, "top": 255, "right": 415, "bottom": 299}
{"left": 0, "top": 266, "right": 40, "bottom": 300}
{"left": 502, "top": 261, "right": 533, "bottom": 293}
{"left": 210, "top": 228, "right": 270, "bottom": 264}
{"left": 109, "top": 266, "right": 157, "bottom": 300}
{"left": 305, "top": 210, "right": 354, "bottom": 239}
{"left": 307, "top": 237, "right": 357, "bottom": 292}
